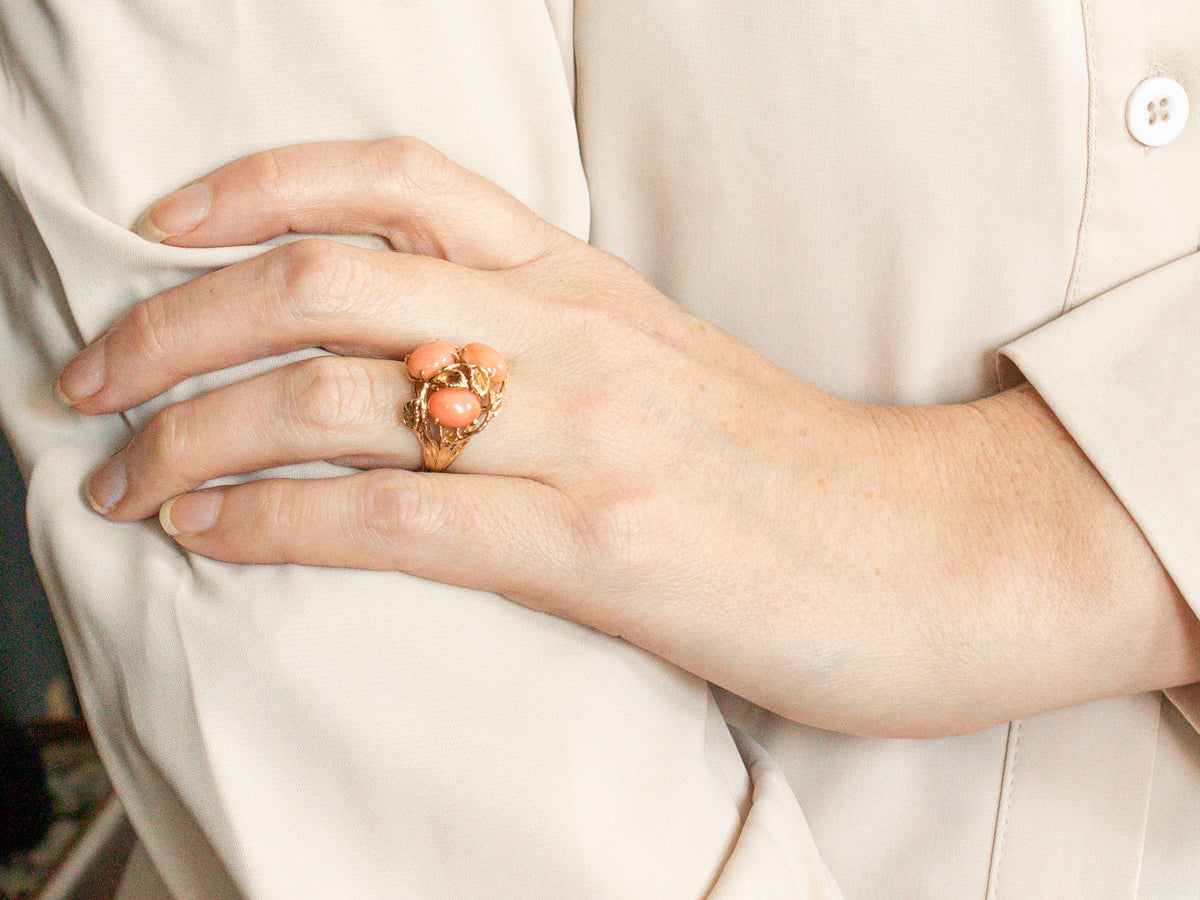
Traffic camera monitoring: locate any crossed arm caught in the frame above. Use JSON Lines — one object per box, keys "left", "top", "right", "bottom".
{"left": 56, "top": 138, "right": 1200, "bottom": 738}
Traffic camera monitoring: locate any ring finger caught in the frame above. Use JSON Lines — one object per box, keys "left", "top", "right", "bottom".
{"left": 86, "top": 350, "right": 541, "bottom": 522}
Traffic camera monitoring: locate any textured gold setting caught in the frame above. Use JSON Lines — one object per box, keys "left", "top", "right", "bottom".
{"left": 402, "top": 347, "right": 505, "bottom": 471}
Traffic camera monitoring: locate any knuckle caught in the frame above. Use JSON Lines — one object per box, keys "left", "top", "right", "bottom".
{"left": 147, "top": 405, "right": 187, "bottom": 459}
{"left": 276, "top": 238, "right": 368, "bottom": 318}
{"left": 376, "top": 136, "right": 454, "bottom": 193}
{"left": 252, "top": 478, "right": 299, "bottom": 535}
{"left": 245, "top": 146, "right": 293, "bottom": 199}
{"left": 126, "top": 293, "right": 176, "bottom": 360}
{"left": 140, "top": 404, "right": 201, "bottom": 482}
{"left": 576, "top": 493, "right": 657, "bottom": 579}
{"left": 556, "top": 376, "right": 623, "bottom": 455}
{"left": 527, "top": 499, "right": 602, "bottom": 611}
{"left": 277, "top": 237, "right": 338, "bottom": 292}
{"left": 357, "top": 471, "right": 451, "bottom": 546}
{"left": 558, "top": 391, "right": 605, "bottom": 450}
{"left": 286, "top": 356, "right": 380, "bottom": 433}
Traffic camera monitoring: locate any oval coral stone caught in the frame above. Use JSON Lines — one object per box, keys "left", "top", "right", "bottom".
{"left": 407, "top": 340, "right": 457, "bottom": 380}
{"left": 427, "top": 388, "right": 481, "bottom": 428}
{"left": 462, "top": 342, "right": 507, "bottom": 383}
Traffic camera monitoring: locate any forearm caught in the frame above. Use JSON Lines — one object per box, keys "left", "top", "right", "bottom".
{"left": 965, "top": 382, "right": 1198, "bottom": 696}
{"left": 858, "top": 382, "right": 1200, "bottom": 734}
{"left": 636, "top": 379, "right": 1199, "bottom": 739}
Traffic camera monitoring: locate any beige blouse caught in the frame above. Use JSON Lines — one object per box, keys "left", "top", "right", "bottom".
{"left": 0, "top": 0, "right": 1197, "bottom": 896}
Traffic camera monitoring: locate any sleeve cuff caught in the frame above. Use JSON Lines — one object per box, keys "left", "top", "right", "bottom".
{"left": 999, "top": 250, "right": 1200, "bottom": 616}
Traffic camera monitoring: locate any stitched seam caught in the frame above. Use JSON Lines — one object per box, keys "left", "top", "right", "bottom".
{"left": 985, "top": 719, "right": 1023, "bottom": 900}
{"left": 1061, "top": 0, "right": 1097, "bottom": 314}
{"left": 1131, "top": 693, "right": 1164, "bottom": 899}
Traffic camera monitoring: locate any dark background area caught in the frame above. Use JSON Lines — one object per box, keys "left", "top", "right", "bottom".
{"left": 0, "top": 428, "right": 70, "bottom": 724}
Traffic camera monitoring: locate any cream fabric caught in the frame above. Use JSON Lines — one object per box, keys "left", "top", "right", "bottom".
{"left": 0, "top": 1, "right": 1197, "bottom": 897}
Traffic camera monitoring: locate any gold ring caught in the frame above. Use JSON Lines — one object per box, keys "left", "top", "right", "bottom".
{"left": 402, "top": 340, "right": 506, "bottom": 471}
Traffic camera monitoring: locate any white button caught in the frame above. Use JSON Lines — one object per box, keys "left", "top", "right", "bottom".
{"left": 1126, "top": 77, "right": 1189, "bottom": 147}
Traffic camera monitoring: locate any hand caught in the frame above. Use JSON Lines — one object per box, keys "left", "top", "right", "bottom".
{"left": 57, "top": 139, "right": 1200, "bottom": 737}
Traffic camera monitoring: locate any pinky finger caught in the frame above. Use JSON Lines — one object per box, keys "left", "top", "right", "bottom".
{"left": 159, "top": 470, "right": 587, "bottom": 613}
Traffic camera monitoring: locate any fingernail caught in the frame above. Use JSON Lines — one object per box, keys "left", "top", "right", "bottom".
{"left": 133, "top": 182, "right": 212, "bottom": 242}
{"left": 160, "top": 492, "right": 222, "bottom": 537}
{"left": 86, "top": 451, "right": 127, "bottom": 514}
{"left": 56, "top": 342, "right": 107, "bottom": 406}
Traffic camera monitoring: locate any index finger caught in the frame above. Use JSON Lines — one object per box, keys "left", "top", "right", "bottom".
{"left": 134, "top": 137, "right": 564, "bottom": 270}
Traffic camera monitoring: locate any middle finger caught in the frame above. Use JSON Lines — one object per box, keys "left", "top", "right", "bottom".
{"left": 58, "top": 238, "right": 519, "bottom": 415}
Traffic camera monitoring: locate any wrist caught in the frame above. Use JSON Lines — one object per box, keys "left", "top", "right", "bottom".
{"left": 815, "top": 382, "right": 1199, "bottom": 736}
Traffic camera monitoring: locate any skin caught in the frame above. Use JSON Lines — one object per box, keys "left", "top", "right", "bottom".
{"left": 57, "top": 138, "right": 1200, "bottom": 738}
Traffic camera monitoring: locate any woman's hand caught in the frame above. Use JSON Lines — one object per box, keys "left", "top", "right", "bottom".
{"left": 57, "top": 139, "right": 1200, "bottom": 737}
